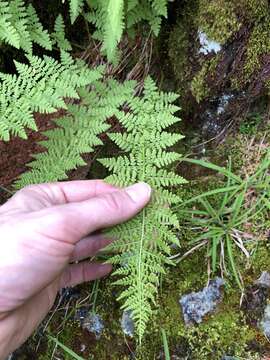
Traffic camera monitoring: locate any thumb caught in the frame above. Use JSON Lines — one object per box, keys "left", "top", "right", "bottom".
{"left": 34, "top": 182, "right": 152, "bottom": 244}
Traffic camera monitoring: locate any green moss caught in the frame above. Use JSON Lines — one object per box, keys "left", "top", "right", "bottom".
{"left": 242, "top": 0, "right": 269, "bottom": 20}
{"left": 137, "top": 245, "right": 262, "bottom": 359}
{"left": 198, "top": 0, "right": 241, "bottom": 44}
{"left": 251, "top": 241, "right": 270, "bottom": 277}
{"left": 178, "top": 311, "right": 256, "bottom": 359}
{"left": 191, "top": 61, "right": 210, "bottom": 103}
{"left": 168, "top": 1, "right": 199, "bottom": 98}
{"left": 191, "top": 56, "right": 219, "bottom": 103}
{"left": 244, "top": 20, "right": 270, "bottom": 80}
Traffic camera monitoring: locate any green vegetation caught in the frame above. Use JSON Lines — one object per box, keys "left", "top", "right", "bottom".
{"left": 239, "top": 113, "right": 263, "bottom": 135}
{"left": 197, "top": 0, "right": 241, "bottom": 44}
{"left": 0, "top": 52, "right": 102, "bottom": 141}
{"left": 70, "top": 0, "right": 169, "bottom": 61}
{"left": 100, "top": 77, "right": 186, "bottom": 341}
{"left": 0, "top": 0, "right": 269, "bottom": 358}
{"left": 15, "top": 79, "right": 135, "bottom": 187}
{"left": 0, "top": 0, "right": 51, "bottom": 51}
{"left": 176, "top": 149, "right": 270, "bottom": 288}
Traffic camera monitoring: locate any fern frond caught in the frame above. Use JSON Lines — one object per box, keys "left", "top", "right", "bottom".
{"left": 99, "top": 76, "right": 186, "bottom": 341}
{"left": 14, "top": 79, "right": 136, "bottom": 188}
{"left": 0, "top": 52, "right": 103, "bottom": 141}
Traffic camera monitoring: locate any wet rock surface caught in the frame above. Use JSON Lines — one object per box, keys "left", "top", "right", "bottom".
{"left": 200, "top": 92, "right": 240, "bottom": 140}
{"left": 179, "top": 277, "right": 225, "bottom": 325}
{"left": 121, "top": 310, "right": 135, "bottom": 337}
{"left": 255, "top": 271, "right": 270, "bottom": 288}
{"left": 260, "top": 304, "right": 270, "bottom": 338}
{"left": 75, "top": 308, "right": 104, "bottom": 339}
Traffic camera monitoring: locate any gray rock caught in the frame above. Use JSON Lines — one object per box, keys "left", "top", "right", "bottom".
{"left": 260, "top": 304, "right": 270, "bottom": 338}
{"left": 121, "top": 310, "right": 135, "bottom": 337}
{"left": 179, "top": 278, "right": 225, "bottom": 325}
{"left": 82, "top": 313, "right": 104, "bottom": 339}
{"left": 255, "top": 271, "right": 270, "bottom": 288}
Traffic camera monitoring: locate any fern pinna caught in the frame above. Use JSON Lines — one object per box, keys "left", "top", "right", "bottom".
{"left": 99, "top": 77, "right": 186, "bottom": 341}
{"left": 0, "top": 0, "right": 51, "bottom": 52}
{"left": 15, "top": 79, "right": 135, "bottom": 188}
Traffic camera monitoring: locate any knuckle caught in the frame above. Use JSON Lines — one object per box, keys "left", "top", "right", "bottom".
{"left": 103, "top": 192, "right": 124, "bottom": 214}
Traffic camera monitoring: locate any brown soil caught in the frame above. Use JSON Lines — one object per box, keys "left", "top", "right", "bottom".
{"left": 0, "top": 114, "right": 51, "bottom": 204}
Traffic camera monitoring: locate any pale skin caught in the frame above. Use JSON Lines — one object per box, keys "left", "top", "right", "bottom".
{"left": 0, "top": 180, "right": 151, "bottom": 359}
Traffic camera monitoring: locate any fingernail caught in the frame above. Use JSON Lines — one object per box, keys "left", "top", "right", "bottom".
{"left": 125, "top": 182, "right": 152, "bottom": 202}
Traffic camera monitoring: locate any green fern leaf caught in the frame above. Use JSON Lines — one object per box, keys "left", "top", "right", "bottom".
{"left": 99, "top": 76, "right": 187, "bottom": 341}
{"left": 84, "top": 0, "right": 169, "bottom": 62}
{"left": 0, "top": 1, "right": 20, "bottom": 48}
{"left": 26, "top": 4, "right": 52, "bottom": 51}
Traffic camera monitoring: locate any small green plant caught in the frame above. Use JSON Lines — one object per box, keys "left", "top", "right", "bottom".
{"left": 99, "top": 77, "right": 186, "bottom": 341}
{"left": 239, "top": 113, "right": 263, "bottom": 135}
{"left": 73, "top": 0, "right": 169, "bottom": 61}
{"left": 176, "top": 154, "right": 270, "bottom": 288}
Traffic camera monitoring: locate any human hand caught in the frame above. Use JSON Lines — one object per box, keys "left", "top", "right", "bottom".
{"left": 0, "top": 180, "right": 151, "bottom": 359}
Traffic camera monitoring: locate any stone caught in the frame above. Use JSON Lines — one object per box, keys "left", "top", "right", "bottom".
{"left": 121, "top": 310, "right": 135, "bottom": 337}
{"left": 75, "top": 308, "right": 104, "bottom": 340}
{"left": 260, "top": 304, "right": 270, "bottom": 338}
{"left": 255, "top": 271, "right": 270, "bottom": 288}
{"left": 179, "top": 277, "right": 225, "bottom": 325}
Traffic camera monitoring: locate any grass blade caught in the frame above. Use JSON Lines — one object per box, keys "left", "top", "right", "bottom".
{"left": 211, "top": 235, "right": 220, "bottom": 273}
{"left": 48, "top": 335, "right": 85, "bottom": 360}
{"left": 161, "top": 328, "right": 170, "bottom": 360}
{"left": 181, "top": 158, "right": 242, "bottom": 183}
{"left": 226, "top": 234, "right": 242, "bottom": 290}
{"left": 174, "top": 185, "right": 240, "bottom": 209}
